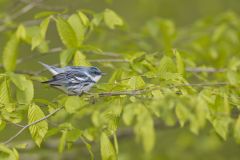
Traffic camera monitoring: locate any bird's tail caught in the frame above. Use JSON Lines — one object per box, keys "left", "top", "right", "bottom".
{"left": 39, "top": 61, "right": 59, "bottom": 75}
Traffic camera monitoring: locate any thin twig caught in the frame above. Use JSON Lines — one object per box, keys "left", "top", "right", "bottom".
{"left": 186, "top": 67, "right": 226, "bottom": 73}
{"left": 19, "top": 0, "right": 64, "bottom": 10}
{"left": 11, "top": 1, "right": 36, "bottom": 20}
{"left": 3, "top": 106, "right": 63, "bottom": 145}
{"left": 89, "top": 59, "right": 128, "bottom": 63}
{"left": 173, "top": 82, "right": 229, "bottom": 87}
{"left": 98, "top": 89, "right": 145, "bottom": 97}
{"left": 6, "top": 121, "right": 25, "bottom": 128}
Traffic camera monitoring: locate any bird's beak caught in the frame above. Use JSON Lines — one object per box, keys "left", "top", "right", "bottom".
{"left": 101, "top": 72, "right": 107, "bottom": 76}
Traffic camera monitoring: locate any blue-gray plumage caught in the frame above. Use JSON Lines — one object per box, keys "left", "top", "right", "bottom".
{"left": 39, "top": 62, "right": 104, "bottom": 95}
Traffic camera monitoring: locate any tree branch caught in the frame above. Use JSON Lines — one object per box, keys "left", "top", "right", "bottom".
{"left": 3, "top": 106, "right": 64, "bottom": 145}
{"left": 1, "top": 81, "right": 230, "bottom": 145}
{"left": 91, "top": 82, "right": 229, "bottom": 97}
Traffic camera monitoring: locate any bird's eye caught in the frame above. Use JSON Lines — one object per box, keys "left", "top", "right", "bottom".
{"left": 94, "top": 71, "right": 100, "bottom": 75}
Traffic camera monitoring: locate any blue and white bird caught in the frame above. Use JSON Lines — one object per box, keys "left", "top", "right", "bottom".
{"left": 39, "top": 62, "right": 105, "bottom": 95}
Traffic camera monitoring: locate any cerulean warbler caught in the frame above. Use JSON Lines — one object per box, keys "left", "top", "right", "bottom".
{"left": 39, "top": 62, "right": 105, "bottom": 95}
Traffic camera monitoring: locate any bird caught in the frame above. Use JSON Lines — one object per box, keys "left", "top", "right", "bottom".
{"left": 39, "top": 62, "right": 105, "bottom": 96}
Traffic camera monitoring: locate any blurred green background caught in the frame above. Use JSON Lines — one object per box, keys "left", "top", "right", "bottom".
{"left": 1, "top": 0, "right": 240, "bottom": 159}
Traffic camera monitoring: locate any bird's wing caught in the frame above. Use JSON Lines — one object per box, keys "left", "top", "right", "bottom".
{"left": 63, "top": 66, "right": 89, "bottom": 72}
{"left": 42, "top": 70, "right": 94, "bottom": 86}
{"left": 39, "top": 62, "right": 64, "bottom": 75}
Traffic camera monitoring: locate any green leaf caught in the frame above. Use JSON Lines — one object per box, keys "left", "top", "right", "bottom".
{"left": 31, "top": 33, "right": 43, "bottom": 51}
{"left": 212, "top": 24, "right": 226, "bottom": 42}
{"left": 195, "top": 97, "right": 208, "bottom": 128}
{"left": 73, "top": 51, "right": 91, "bottom": 66}
{"left": 122, "top": 103, "right": 138, "bottom": 126}
{"left": 227, "top": 70, "right": 239, "bottom": 85}
{"left": 66, "top": 129, "right": 82, "bottom": 142}
{"left": 100, "top": 132, "right": 117, "bottom": 160}
{"left": 158, "top": 56, "right": 176, "bottom": 73}
{"left": 23, "top": 26, "right": 40, "bottom": 44}
{"left": 37, "top": 41, "right": 49, "bottom": 53}
{"left": 22, "top": 26, "right": 43, "bottom": 51}
{"left": 16, "top": 79, "right": 34, "bottom": 104}
{"left": 65, "top": 96, "right": 86, "bottom": 114}
{"left": 0, "top": 144, "right": 19, "bottom": 160}
{"left": 135, "top": 104, "right": 155, "bottom": 153}
{"left": 28, "top": 103, "right": 48, "bottom": 147}
{"left": 2, "top": 34, "right": 19, "bottom": 72}
{"left": 68, "top": 14, "right": 85, "bottom": 46}
{"left": 78, "top": 11, "right": 89, "bottom": 26}
{"left": 60, "top": 49, "right": 76, "bottom": 67}
{"left": 92, "top": 13, "right": 103, "bottom": 26}
{"left": 159, "top": 19, "right": 176, "bottom": 51}
{"left": 104, "top": 9, "right": 123, "bottom": 29}
{"left": 174, "top": 49, "right": 185, "bottom": 76}
{"left": 9, "top": 73, "right": 27, "bottom": 90}
{"left": 34, "top": 11, "right": 60, "bottom": 19}
{"left": 56, "top": 17, "right": 78, "bottom": 48}
{"left": 212, "top": 117, "right": 231, "bottom": 140}
{"left": 127, "top": 76, "right": 145, "bottom": 90}
{"left": 113, "top": 133, "right": 119, "bottom": 155}
{"left": 58, "top": 130, "right": 67, "bottom": 153}
{"left": 234, "top": 115, "right": 240, "bottom": 143}
{"left": 0, "top": 79, "right": 10, "bottom": 105}
{"left": 81, "top": 137, "right": 94, "bottom": 160}
{"left": 16, "top": 24, "right": 26, "bottom": 40}
{"left": 0, "top": 119, "right": 6, "bottom": 131}
{"left": 175, "top": 103, "right": 190, "bottom": 127}
{"left": 40, "top": 17, "right": 50, "bottom": 39}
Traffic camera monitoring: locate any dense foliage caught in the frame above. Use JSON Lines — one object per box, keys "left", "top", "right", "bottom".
{"left": 1, "top": 0, "right": 240, "bottom": 159}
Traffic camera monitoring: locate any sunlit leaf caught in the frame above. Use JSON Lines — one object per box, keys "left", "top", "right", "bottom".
{"left": 0, "top": 144, "right": 19, "bottom": 160}
{"left": 34, "top": 11, "right": 60, "bottom": 19}
{"left": 212, "top": 117, "right": 231, "bottom": 140}
{"left": 73, "top": 51, "right": 91, "bottom": 66}
{"left": 0, "top": 119, "right": 6, "bottom": 131}
{"left": 122, "top": 103, "right": 137, "bottom": 126}
{"left": 134, "top": 104, "right": 155, "bottom": 152}
{"left": 16, "top": 79, "right": 34, "bottom": 104}
{"left": 16, "top": 24, "right": 26, "bottom": 40}
{"left": 66, "top": 129, "right": 82, "bottom": 142}
{"left": 77, "top": 11, "right": 89, "bottom": 26}
{"left": 104, "top": 9, "right": 123, "bottom": 29}
{"left": 0, "top": 79, "right": 10, "bottom": 105}
{"left": 68, "top": 14, "right": 85, "bottom": 46}
{"left": 158, "top": 56, "right": 176, "bottom": 73}
{"left": 175, "top": 103, "right": 190, "bottom": 127}
{"left": 28, "top": 103, "right": 48, "bottom": 147}
{"left": 127, "top": 76, "right": 145, "bottom": 90}
{"left": 9, "top": 73, "right": 28, "bottom": 90}
{"left": 60, "top": 48, "right": 76, "bottom": 67}
{"left": 65, "top": 96, "right": 87, "bottom": 114}
{"left": 81, "top": 137, "right": 94, "bottom": 160}
{"left": 40, "top": 17, "right": 51, "bottom": 39}
{"left": 92, "top": 13, "right": 103, "bottom": 26}
{"left": 100, "top": 132, "right": 117, "bottom": 160}
{"left": 2, "top": 34, "right": 19, "bottom": 72}
{"left": 56, "top": 17, "right": 78, "bottom": 48}
{"left": 58, "top": 130, "right": 67, "bottom": 153}
{"left": 174, "top": 49, "right": 185, "bottom": 76}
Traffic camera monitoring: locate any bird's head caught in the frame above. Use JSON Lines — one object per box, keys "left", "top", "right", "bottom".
{"left": 87, "top": 66, "right": 105, "bottom": 82}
